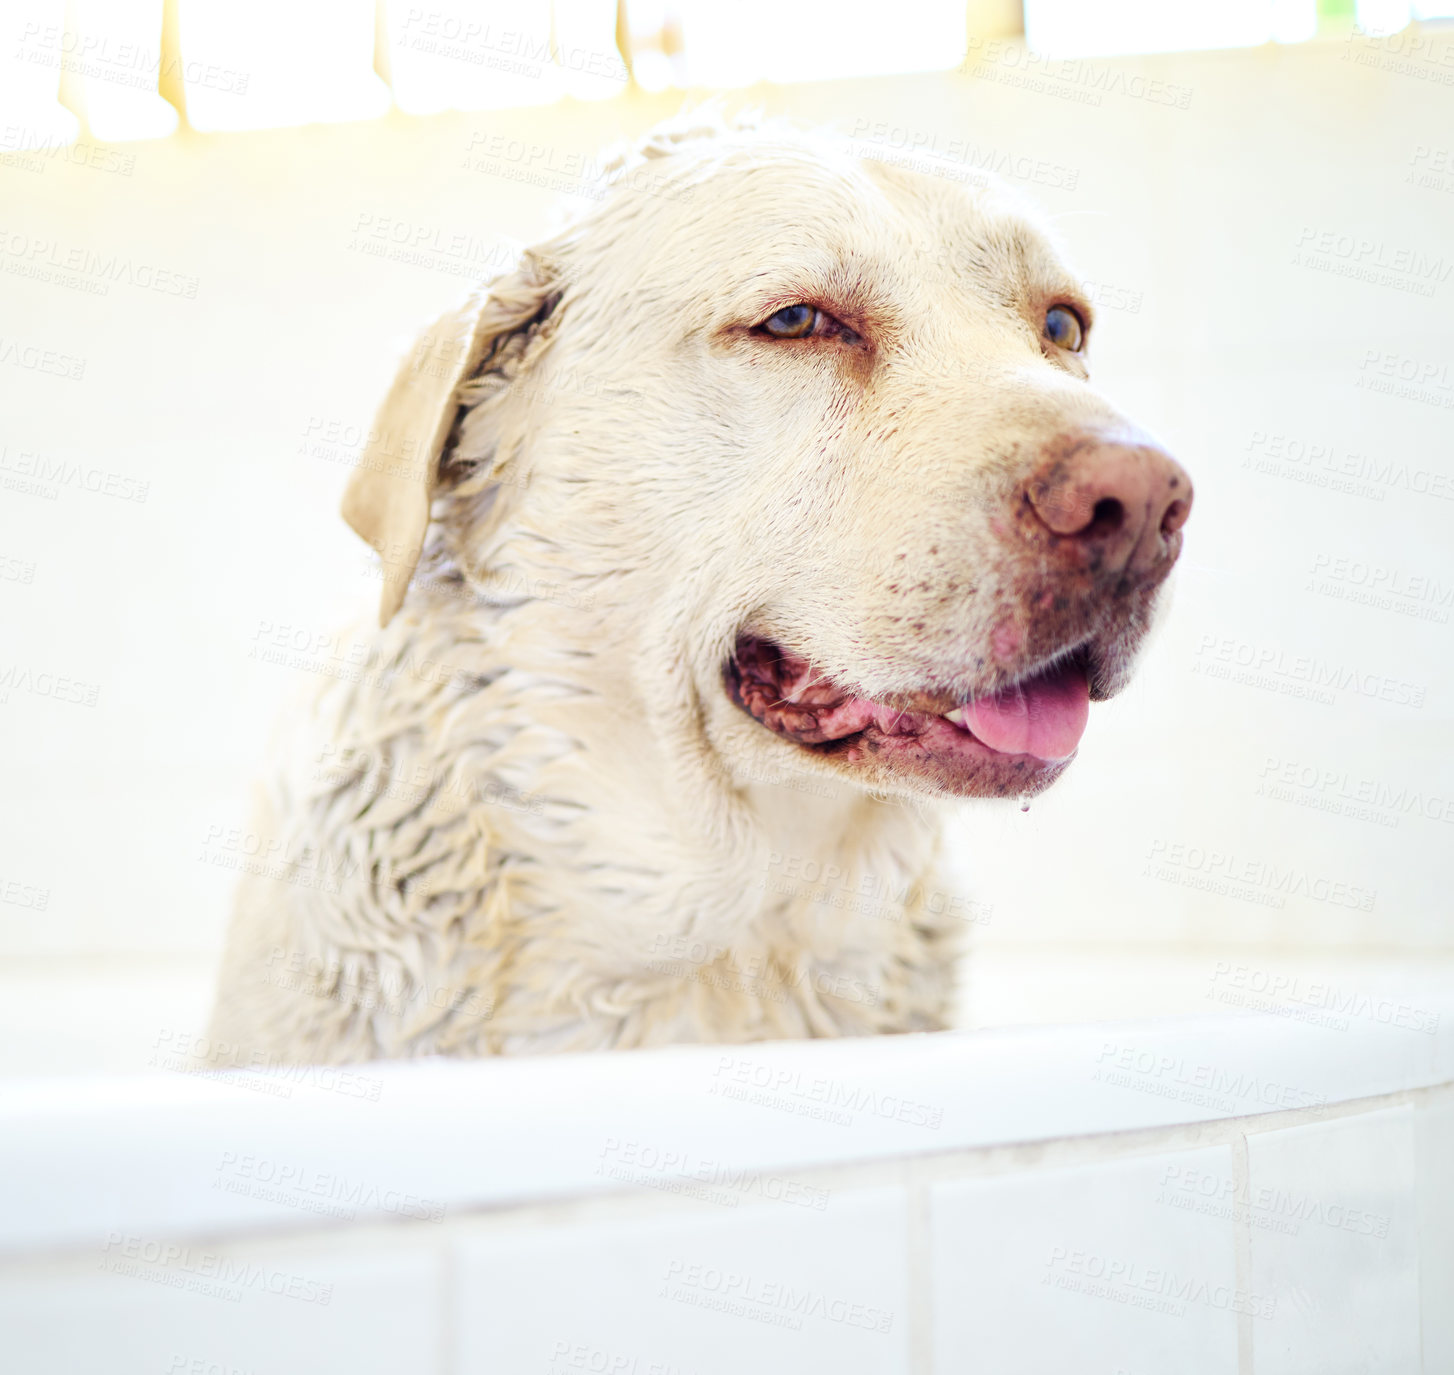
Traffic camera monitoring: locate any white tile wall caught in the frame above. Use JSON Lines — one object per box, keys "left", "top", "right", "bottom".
{"left": 450, "top": 1189, "right": 912, "bottom": 1375}
{"left": 1246, "top": 1106, "right": 1420, "bottom": 1375}
{"left": 1, "top": 37, "right": 1449, "bottom": 968}
{"left": 0, "top": 1087, "right": 1449, "bottom": 1373}
{"left": 0, "top": 1232, "right": 445, "bottom": 1375}
{"left": 0, "top": 1047, "right": 1447, "bottom": 1372}
{"left": 928, "top": 1147, "right": 1241, "bottom": 1374}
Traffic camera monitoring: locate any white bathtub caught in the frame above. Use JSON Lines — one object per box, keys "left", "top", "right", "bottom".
{"left": 2, "top": 1006, "right": 1450, "bottom": 1374}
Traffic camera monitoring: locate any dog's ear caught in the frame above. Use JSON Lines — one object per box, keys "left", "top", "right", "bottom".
{"left": 342, "top": 262, "right": 558, "bottom": 626}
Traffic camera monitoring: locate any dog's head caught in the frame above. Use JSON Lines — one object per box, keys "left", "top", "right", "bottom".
{"left": 344, "top": 116, "right": 1192, "bottom": 805}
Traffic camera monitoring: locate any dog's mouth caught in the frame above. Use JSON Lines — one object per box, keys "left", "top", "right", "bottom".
{"left": 724, "top": 633, "right": 1096, "bottom": 797}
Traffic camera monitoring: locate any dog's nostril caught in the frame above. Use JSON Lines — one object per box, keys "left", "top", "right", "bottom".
{"left": 1024, "top": 437, "right": 1192, "bottom": 573}
{"left": 1087, "top": 497, "right": 1124, "bottom": 538}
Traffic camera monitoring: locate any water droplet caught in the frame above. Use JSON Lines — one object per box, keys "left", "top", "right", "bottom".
{"left": 1018, "top": 794, "right": 1031, "bottom": 814}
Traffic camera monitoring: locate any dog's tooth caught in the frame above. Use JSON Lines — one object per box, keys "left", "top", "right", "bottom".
{"left": 944, "top": 708, "right": 966, "bottom": 725}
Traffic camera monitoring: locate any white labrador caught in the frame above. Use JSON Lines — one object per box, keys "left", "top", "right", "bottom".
{"left": 208, "top": 116, "right": 1191, "bottom": 1062}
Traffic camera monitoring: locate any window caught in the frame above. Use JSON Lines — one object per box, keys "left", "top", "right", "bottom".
{"left": 4, "top": 0, "right": 1451, "bottom": 144}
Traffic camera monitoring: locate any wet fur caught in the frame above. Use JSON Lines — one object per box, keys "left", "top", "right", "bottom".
{"left": 208, "top": 115, "right": 1169, "bottom": 1061}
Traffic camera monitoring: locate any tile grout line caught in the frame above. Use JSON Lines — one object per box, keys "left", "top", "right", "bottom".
{"left": 439, "top": 1235, "right": 458, "bottom": 1375}
{"left": 1232, "top": 1130, "right": 1255, "bottom": 1375}
{"left": 906, "top": 1161, "right": 934, "bottom": 1375}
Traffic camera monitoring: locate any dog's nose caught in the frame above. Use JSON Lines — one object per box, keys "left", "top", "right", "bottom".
{"left": 1025, "top": 434, "right": 1192, "bottom": 577}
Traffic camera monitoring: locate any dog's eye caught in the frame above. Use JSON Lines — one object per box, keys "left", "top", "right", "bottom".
{"left": 756, "top": 304, "right": 861, "bottom": 345}
{"left": 761, "top": 304, "right": 821, "bottom": 339}
{"left": 1044, "top": 305, "right": 1085, "bottom": 352}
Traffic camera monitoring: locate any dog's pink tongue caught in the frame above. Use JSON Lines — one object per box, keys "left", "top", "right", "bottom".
{"left": 961, "top": 663, "right": 1091, "bottom": 761}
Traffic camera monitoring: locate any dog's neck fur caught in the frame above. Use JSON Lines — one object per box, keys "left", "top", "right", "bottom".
{"left": 209, "top": 485, "right": 960, "bottom": 1062}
